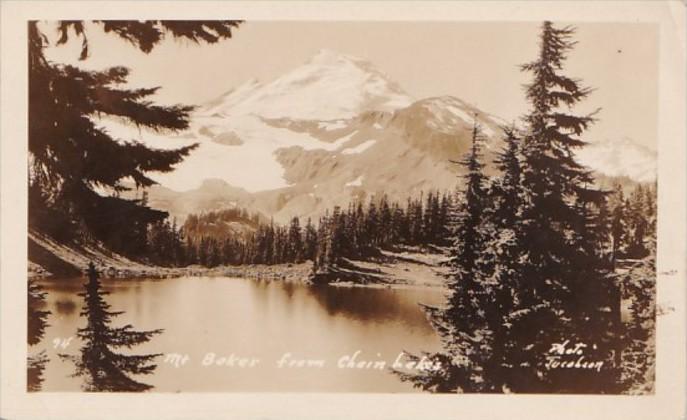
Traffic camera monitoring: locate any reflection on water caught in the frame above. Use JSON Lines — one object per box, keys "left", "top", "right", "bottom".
{"left": 32, "top": 275, "right": 444, "bottom": 392}
{"left": 27, "top": 351, "right": 49, "bottom": 392}
{"left": 28, "top": 280, "right": 50, "bottom": 391}
{"left": 28, "top": 280, "right": 50, "bottom": 345}
{"left": 59, "top": 264, "right": 163, "bottom": 392}
{"left": 54, "top": 299, "right": 77, "bottom": 316}
{"left": 309, "top": 285, "right": 438, "bottom": 329}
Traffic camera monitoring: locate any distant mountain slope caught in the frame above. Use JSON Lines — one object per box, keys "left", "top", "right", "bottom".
{"left": 121, "top": 49, "right": 656, "bottom": 224}
{"left": 577, "top": 137, "right": 657, "bottom": 183}
{"left": 182, "top": 207, "right": 265, "bottom": 242}
{"left": 133, "top": 179, "right": 255, "bottom": 223}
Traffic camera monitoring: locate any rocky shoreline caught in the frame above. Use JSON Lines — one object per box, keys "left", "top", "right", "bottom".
{"left": 29, "top": 225, "right": 450, "bottom": 289}
{"left": 29, "top": 239, "right": 449, "bottom": 290}
{"left": 29, "top": 260, "right": 316, "bottom": 284}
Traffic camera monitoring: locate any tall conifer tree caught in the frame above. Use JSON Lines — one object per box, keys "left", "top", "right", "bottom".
{"left": 61, "top": 263, "right": 163, "bottom": 391}
{"left": 512, "top": 21, "right": 618, "bottom": 392}
{"left": 29, "top": 21, "right": 241, "bottom": 255}
{"left": 396, "top": 122, "right": 494, "bottom": 392}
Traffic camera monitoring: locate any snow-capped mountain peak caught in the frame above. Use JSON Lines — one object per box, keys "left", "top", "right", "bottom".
{"left": 577, "top": 137, "right": 657, "bottom": 183}
{"left": 201, "top": 49, "right": 413, "bottom": 121}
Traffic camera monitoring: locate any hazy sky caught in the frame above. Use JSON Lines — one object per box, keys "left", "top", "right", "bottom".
{"left": 43, "top": 21, "right": 658, "bottom": 149}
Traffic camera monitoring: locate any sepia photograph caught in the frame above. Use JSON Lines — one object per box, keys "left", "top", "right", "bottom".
{"left": 25, "top": 18, "right": 660, "bottom": 394}
{"left": 2, "top": 1, "right": 686, "bottom": 419}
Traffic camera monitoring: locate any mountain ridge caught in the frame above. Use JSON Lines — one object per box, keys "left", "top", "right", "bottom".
{"left": 132, "top": 49, "right": 656, "bottom": 223}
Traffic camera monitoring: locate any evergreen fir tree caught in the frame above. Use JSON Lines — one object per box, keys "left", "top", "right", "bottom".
{"left": 437, "top": 192, "right": 452, "bottom": 245}
{"left": 410, "top": 195, "right": 425, "bottom": 245}
{"left": 343, "top": 203, "right": 359, "bottom": 257}
{"left": 262, "top": 222, "right": 275, "bottom": 264}
{"left": 626, "top": 185, "right": 649, "bottom": 258}
{"left": 512, "top": 21, "right": 618, "bottom": 392}
{"left": 285, "top": 217, "right": 303, "bottom": 262}
{"left": 354, "top": 201, "right": 367, "bottom": 253}
{"left": 185, "top": 236, "right": 197, "bottom": 265}
{"left": 396, "top": 122, "right": 493, "bottom": 392}
{"left": 61, "top": 263, "right": 163, "bottom": 391}
{"left": 379, "top": 195, "right": 393, "bottom": 246}
{"left": 208, "top": 239, "right": 221, "bottom": 267}
{"left": 618, "top": 232, "right": 656, "bottom": 393}
{"left": 644, "top": 183, "right": 657, "bottom": 234}
{"left": 422, "top": 191, "right": 433, "bottom": 243}
{"left": 609, "top": 184, "right": 628, "bottom": 266}
{"left": 329, "top": 206, "right": 345, "bottom": 264}
{"left": 303, "top": 218, "right": 318, "bottom": 261}
{"left": 197, "top": 237, "right": 209, "bottom": 266}
{"left": 366, "top": 199, "right": 379, "bottom": 247}
{"left": 29, "top": 21, "right": 241, "bottom": 255}
{"left": 314, "top": 214, "right": 331, "bottom": 273}
{"left": 482, "top": 125, "right": 524, "bottom": 389}
{"left": 594, "top": 195, "right": 613, "bottom": 264}
{"left": 399, "top": 21, "right": 621, "bottom": 394}
{"left": 390, "top": 202, "right": 406, "bottom": 244}
{"left": 491, "top": 126, "right": 521, "bottom": 229}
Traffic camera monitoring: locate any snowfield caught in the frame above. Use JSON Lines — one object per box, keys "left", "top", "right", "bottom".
{"left": 340, "top": 139, "right": 377, "bottom": 155}
{"left": 577, "top": 137, "right": 657, "bottom": 183}
{"left": 318, "top": 120, "right": 348, "bottom": 131}
{"left": 345, "top": 175, "right": 364, "bottom": 187}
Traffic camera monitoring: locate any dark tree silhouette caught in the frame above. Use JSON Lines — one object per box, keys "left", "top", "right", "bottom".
{"left": 28, "top": 20, "right": 241, "bottom": 256}
{"left": 512, "top": 21, "right": 619, "bottom": 392}
{"left": 491, "top": 125, "right": 522, "bottom": 229}
{"left": 287, "top": 217, "right": 304, "bottom": 263}
{"left": 626, "top": 185, "right": 650, "bottom": 258}
{"left": 618, "top": 234, "right": 656, "bottom": 394}
{"left": 61, "top": 263, "right": 163, "bottom": 391}
{"left": 395, "top": 121, "right": 495, "bottom": 392}
{"left": 303, "top": 218, "right": 318, "bottom": 261}
{"left": 394, "top": 21, "right": 630, "bottom": 394}
{"left": 609, "top": 183, "right": 628, "bottom": 266}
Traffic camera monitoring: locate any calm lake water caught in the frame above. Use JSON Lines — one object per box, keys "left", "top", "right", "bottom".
{"left": 30, "top": 276, "right": 445, "bottom": 392}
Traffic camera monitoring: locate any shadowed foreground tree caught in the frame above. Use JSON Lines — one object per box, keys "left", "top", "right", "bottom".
{"left": 512, "top": 21, "right": 619, "bottom": 393}
{"left": 61, "top": 263, "right": 163, "bottom": 391}
{"left": 395, "top": 21, "right": 622, "bottom": 394}
{"left": 618, "top": 234, "right": 656, "bottom": 394}
{"left": 394, "top": 122, "right": 496, "bottom": 392}
{"left": 28, "top": 20, "right": 241, "bottom": 256}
